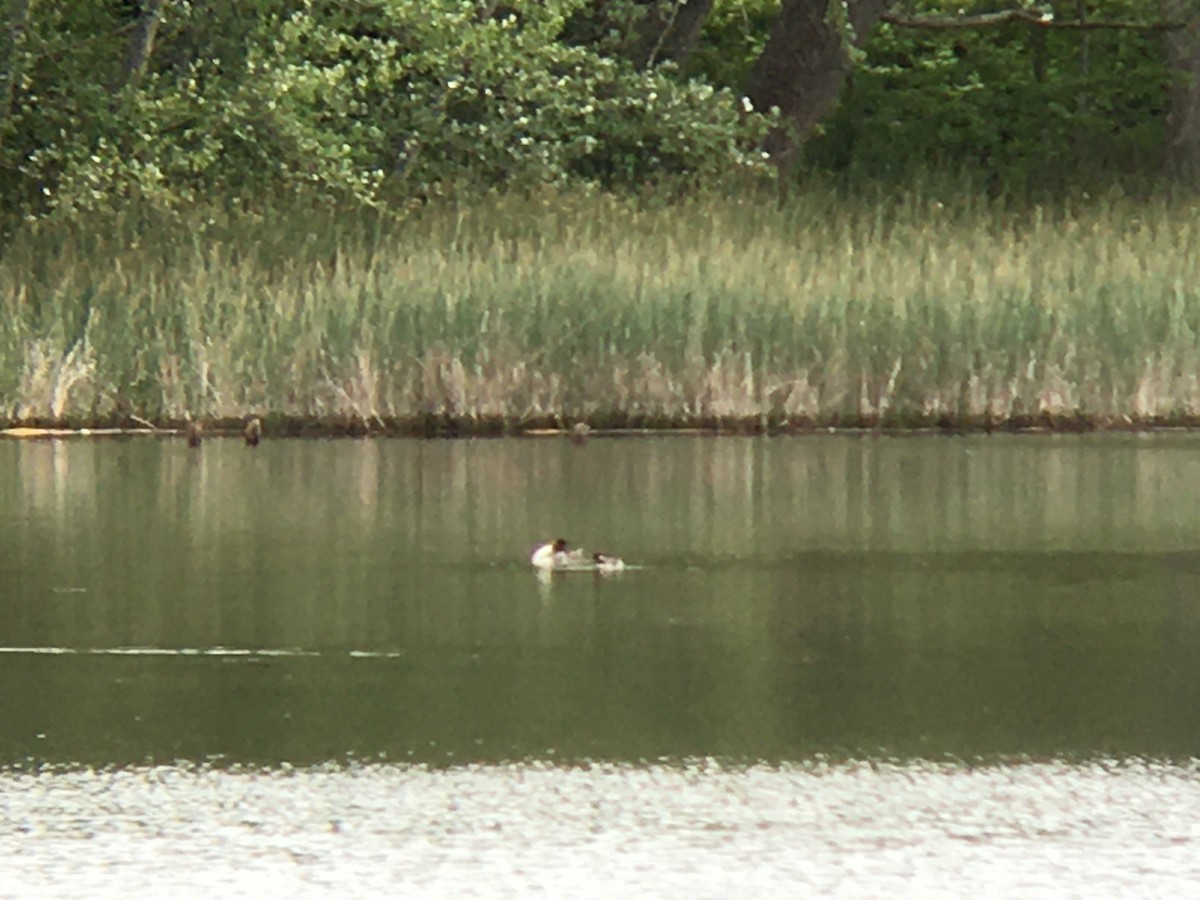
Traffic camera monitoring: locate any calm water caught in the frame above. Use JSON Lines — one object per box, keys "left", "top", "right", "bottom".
{"left": 3, "top": 433, "right": 1200, "bottom": 896}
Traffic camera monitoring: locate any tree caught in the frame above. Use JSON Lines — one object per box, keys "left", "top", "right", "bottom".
{"left": 0, "top": 0, "right": 774, "bottom": 218}
{"left": 732, "top": 1, "right": 1190, "bottom": 182}
{"left": 124, "top": 0, "right": 164, "bottom": 88}
{"left": 1163, "top": 0, "right": 1200, "bottom": 180}
{"left": 0, "top": 0, "right": 1195, "bottom": 217}
{"left": 562, "top": 0, "right": 716, "bottom": 69}
{"left": 1, "top": 0, "right": 32, "bottom": 122}
{"left": 632, "top": 0, "right": 717, "bottom": 69}
{"left": 802, "top": 2, "right": 1179, "bottom": 188}
{"left": 743, "top": 0, "right": 893, "bottom": 168}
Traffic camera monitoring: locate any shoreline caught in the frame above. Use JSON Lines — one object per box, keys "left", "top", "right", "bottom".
{"left": 5, "top": 414, "right": 1200, "bottom": 441}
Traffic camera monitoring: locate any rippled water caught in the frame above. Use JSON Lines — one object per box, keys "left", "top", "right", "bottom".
{"left": 4, "top": 434, "right": 1200, "bottom": 895}
{"left": 4, "top": 760, "right": 1199, "bottom": 898}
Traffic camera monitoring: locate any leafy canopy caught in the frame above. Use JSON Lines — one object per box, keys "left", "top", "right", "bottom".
{"left": 1, "top": 0, "right": 774, "bottom": 217}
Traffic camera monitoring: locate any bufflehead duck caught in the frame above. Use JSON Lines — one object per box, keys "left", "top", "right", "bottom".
{"left": 531, "top": 538, "right": 585, "bottom": 569}
{"left": 593, "top": 552, "right": 626, "bottom": 573}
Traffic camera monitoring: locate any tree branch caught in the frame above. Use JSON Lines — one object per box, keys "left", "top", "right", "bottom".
{"left": 881, "top": 8, "right": 1186, "bottom": 32}
{"left": 124, "top": 0, "right": 164, "bottom": 89}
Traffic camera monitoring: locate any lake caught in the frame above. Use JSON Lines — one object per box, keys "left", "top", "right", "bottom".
{"left": 3, "top": 433, "right": 1200, "bottom": 896}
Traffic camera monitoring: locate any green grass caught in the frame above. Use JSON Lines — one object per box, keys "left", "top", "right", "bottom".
{"left": 2, "top": 184, "right": 1199, "bottom": 432}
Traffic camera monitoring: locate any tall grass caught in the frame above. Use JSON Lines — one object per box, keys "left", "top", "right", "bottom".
{"left": 2, "top": 184, "right": 1199, "bottom": 431}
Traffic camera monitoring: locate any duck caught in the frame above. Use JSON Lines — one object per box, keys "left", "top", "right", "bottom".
{"left": 593, "top": 552, "right": 626, "bottom": 573}
{"left": 244, "top": 416, "right": 262, "bottom": 446}
{"left": 531, "top": 538, "right": 586, "bottom": 569}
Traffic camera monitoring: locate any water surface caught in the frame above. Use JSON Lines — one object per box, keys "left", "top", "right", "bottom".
{"left": 3, "top": 434, "right": 1200, "bottom": 895}
{"left": 4, "top": 759, "right": 1198, "bottom": 899}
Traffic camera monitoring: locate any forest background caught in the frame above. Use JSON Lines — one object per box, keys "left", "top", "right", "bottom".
{"left": 1, "top": 0, "right": 1197, "bottom": 432}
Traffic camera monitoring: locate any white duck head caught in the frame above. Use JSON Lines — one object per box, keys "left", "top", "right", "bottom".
{"left": 531, "top": 538, "right": 582, "bottom": 569}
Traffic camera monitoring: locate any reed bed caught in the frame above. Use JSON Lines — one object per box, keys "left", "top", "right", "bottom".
{"left": 2, "top": 186, "right": 1199, "bottom": 432}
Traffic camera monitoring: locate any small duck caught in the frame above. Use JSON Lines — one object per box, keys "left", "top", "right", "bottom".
{"left": 593, "top": 552, "right": 626, "bottom": 573}
{"left": 531, "top": 538, "right": 586, "bottom": 569}
{"left": 244, "top": 416, "right": 262, "bottom": 447}
{"left": 185, "top": 420, "right": 203, "bottom": 448}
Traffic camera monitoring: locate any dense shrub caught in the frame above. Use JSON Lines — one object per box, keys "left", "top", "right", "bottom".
{"left": 0, "top": 0, "right": 774, "bottom": 218}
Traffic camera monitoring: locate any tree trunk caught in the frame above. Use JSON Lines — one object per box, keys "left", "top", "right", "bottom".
{"left": 637, "top": 0, "right": 715, "bottom": 70}
{"left": 1163, "top": 0, "right": 1200, "bottom": 182}
{"left": 744, "top": 0, "right": 894, "bottom": 169}
{"left": 123, "top": 0, "right": 164, "bottom": 89}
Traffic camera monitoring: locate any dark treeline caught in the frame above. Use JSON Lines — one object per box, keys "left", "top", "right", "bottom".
{"left": 0, "top": 1, "right": 1189, "bottom": 220}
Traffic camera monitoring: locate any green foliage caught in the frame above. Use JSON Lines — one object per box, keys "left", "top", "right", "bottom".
{"left": 803, "top": 0, "right": 1173, "bottom": 190}
{"left": 0, "top": 0, "right": 773, "bottom": 218}
{"left": 0, "top": 0, "right": 1184, "bottom": 215}
{"left": 689, "top": 0, "right": 780, "bottom": 88}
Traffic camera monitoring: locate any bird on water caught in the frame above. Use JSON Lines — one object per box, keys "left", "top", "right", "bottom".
{"left": 531, "top": 538, "right": 586, "bottom": 569}
{"left": 244, "top": 417, "right": 262, "bottom": 446}
{"left": 592, "top": 552, "right": 626, "bottom": 573}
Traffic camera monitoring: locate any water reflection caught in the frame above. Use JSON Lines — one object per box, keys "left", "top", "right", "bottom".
{"left": 2, "top": 434, "right": 1200, "bottom": 766}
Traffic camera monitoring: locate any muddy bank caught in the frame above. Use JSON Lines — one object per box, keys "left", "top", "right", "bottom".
{"left": 5, "top": 411, "right": 1200, "bottom": 441}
